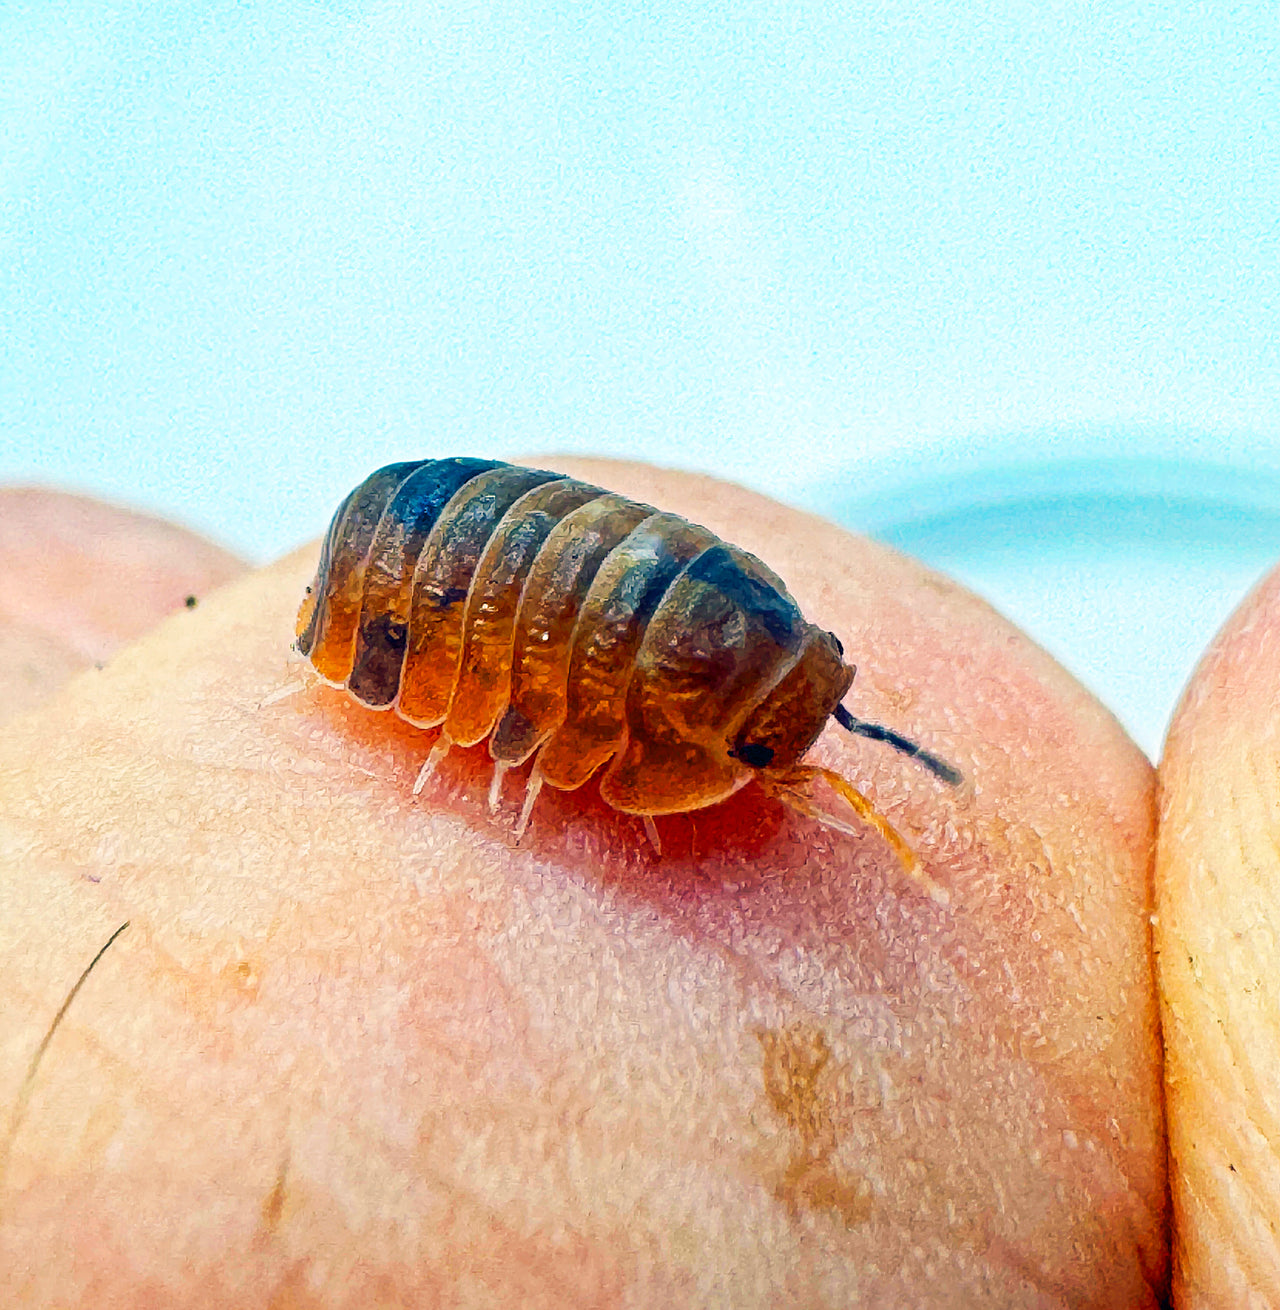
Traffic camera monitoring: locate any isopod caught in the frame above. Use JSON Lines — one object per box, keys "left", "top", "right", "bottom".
{"left": 296, "top": 458, "right": 959, "bottom": 874}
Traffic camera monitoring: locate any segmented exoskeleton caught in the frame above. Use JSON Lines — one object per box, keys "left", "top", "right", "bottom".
{"left": 296, "top": 458, "right": 959, "bottom": 875}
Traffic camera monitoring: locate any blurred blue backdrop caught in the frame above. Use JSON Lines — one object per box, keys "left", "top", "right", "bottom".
{"left": 3, "top": 0, "right": 1280, "bottom": 757}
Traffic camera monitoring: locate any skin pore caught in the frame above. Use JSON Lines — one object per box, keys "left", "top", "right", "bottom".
{"left": 0, "top": 463, "right": 1167, "bottom": 1306}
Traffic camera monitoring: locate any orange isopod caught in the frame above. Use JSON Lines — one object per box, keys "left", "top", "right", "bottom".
{"left": 295, "top": 458, "right": 959, "bottom": 871}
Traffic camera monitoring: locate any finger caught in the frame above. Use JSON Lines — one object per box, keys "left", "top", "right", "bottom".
{"left": 0, "top": 487, "right": 246, "bottom": 723}
{"left": 0, "top": 462, "right": 1166, "bottom": 1306}
{"left": 1157, "top": 561, "right": 1280, "bottom": 1304}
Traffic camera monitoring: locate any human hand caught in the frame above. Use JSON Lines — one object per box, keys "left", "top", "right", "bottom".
{"left": 0, "top": 462, "right": 1167, "bottom": 1306}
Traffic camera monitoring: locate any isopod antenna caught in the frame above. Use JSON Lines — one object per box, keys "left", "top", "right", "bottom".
{"left": 832, "top": 704, "right": 963, "bottom": 787}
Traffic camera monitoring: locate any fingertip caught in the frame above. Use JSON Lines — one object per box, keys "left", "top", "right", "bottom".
{"left": 1157, "top": 560, "right": 1280, "bottom": 1303}
{"left": 0, "top": 487, "right": 247, "bottom": 723}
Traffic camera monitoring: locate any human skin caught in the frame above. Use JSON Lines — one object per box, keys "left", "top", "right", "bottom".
{"left": 1156, "top": 561, "right": 1280, "bottom": 1305}
{"left": 0, "top": 460, "right": 1167, "bottom": 1307}
{"left": 0, "top": 488, "right": 246, "bottom": 725}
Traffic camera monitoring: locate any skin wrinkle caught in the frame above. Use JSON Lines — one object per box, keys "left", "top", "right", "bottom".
{"left": 1219, "top": 848, "right": 1280, "bottom": 1185}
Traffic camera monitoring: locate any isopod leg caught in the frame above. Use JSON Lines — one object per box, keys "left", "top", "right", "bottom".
{"left": 766, "top": 766, "right": 948, "bottom": 905}
{"left": 642, "top": 814, "right": 662, "bottom": 856}
{"left": 257, "top": 666, "right": 318, "bottom": 709}
{"left": 488, "top": 762, "right": 509, "bottom": 814}
{"left": 514, "top": 770, "right": 544, "bottom": 843}
{"left": 413, "top": 734, "right": 453, "bottom": 796}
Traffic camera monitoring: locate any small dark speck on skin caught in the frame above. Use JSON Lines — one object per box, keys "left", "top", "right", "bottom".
{"left": 185, "top": 595, "right": 198, "bottom": 609}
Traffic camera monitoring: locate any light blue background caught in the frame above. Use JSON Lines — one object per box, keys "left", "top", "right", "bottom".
{"left": 3, "top": 1, "right": 1280, "bottom": 757}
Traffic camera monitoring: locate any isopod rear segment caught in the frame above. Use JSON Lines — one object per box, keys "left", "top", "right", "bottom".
{"left": 297, "top": 459, "right": 960, "bottom": 872}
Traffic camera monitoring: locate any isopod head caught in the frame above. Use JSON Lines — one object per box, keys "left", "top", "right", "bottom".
{"left": 593, "top": 543, "right": 854, "bottom": 816}
{"left": 731, "top": 629, "right": 853, "bottom": 774}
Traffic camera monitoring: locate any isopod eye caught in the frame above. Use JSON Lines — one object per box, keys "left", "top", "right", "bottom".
{"left": 831, "top": 634, "right": 844, "bottom": 657}
{"left": 736, "top": 742, "right": 775, "bottom": 769}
